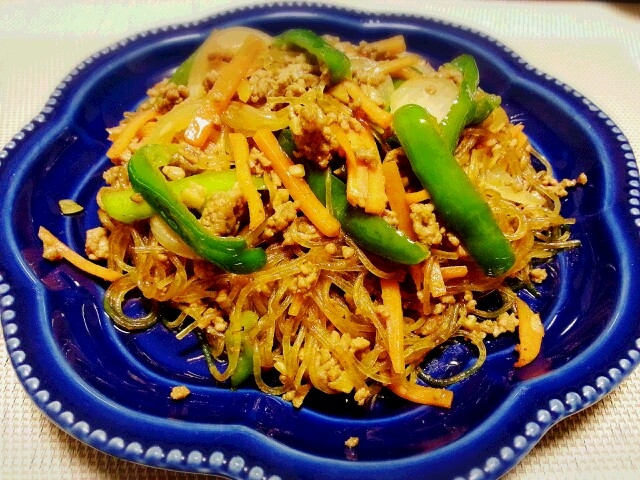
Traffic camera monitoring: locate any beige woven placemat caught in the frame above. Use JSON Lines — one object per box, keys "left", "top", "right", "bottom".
{"left": 1, "top": 1, "right": 639, "bottom": 478}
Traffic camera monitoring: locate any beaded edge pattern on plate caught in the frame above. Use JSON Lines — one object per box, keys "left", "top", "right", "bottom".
{"left": 1, "top": 2, "right": 639, "bottom": 480}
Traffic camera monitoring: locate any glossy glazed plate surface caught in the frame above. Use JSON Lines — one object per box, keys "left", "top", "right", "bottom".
{"left": 1, "top": 4, "right": 640, "bottom": 480}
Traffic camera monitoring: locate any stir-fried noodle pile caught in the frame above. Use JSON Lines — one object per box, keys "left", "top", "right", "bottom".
{"left": 40, "top": 27, "right": 585, "bottom": 408}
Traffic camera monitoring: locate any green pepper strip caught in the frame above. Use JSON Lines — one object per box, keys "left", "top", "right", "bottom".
{"left": 440, "top": 54, "right": 501, "bottom": 151}
{"left": 276, "top": 130, "right": 426, "bottom": 265}
{"left": 229, "top": 311, "right": 259, "bottom": 388}
{"left": 195, "top": 328, "right": 218, "bottom": 374}
{"left": 169, "top": 51, "right": 196, "bottom": 86}
{"left": 102, "top": 170, "right": 266, "bottom": 224}
{"left": 275, "top": 28, "right": 351, "bottom": 83}
{"left": 393, "top": 104, "right": 515, "bottom": 277}
{"left": 307, "top": 167, "right": 427, "bottom": 265}
{"left": 127, "top": 145, "right": 267, "bottom": 274}
{"left": 467, "top": 89, "right": 501, "bottom": 126}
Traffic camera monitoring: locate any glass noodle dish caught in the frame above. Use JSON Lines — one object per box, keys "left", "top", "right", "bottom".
{"left": 39, "top": 27, "right": 585, "bottom": 408}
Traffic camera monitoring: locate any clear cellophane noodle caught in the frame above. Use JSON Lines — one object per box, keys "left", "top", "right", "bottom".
{"left": 97, "top": 31, "right": 582, "bottom": 407}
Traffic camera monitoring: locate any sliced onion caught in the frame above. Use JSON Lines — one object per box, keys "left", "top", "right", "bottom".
{"left": 350, "top": 56, "right": 384, "bottom": 80}
{"left": 349, "top": 56, "right": 395, "bottom": 109}
{"left": 198, "top": 26, "right": 273, "bottom": 59}
{"left": 376, "top": 75, "right": 395, "bottom": 110}
{"left": 484, "top": 169, "right": 546, "bottom": 206}
{"left": 187, "top": 27, "right": 274, "bottom": 97}
{"left": 221, "top": 101, "right": 290, "bottom": 132}
{"left": 389, "top": 75, "right": 459, "bottom": 123}
{"left": 149, "top": 215, "right": 201, "bottom": 259}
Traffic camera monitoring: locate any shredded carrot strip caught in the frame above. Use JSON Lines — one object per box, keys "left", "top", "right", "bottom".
{"left": 388, "top": 377, "right": 453, "bottom": 408}
{"left": 344, "top": 81, "right": 393, "bottom": 129}
{"left": 229, "top": 132, "right": 265, "bottom": 231}
{"left": 378, "top": 54, "right": 421, "bottom": 75}
{"left": 106, "top": 108, "right": 157, "bottom": 159}
{"left": 405, "top": 189, "right": 429, "bottom": 204}
{"left": 253, "top": 129, "right": 341, "bottom": 237}
{"left": 184, "top": 35, "right": 266, "bottom": 147}
{"left": 38, "top": 227, "right": 122, "bottom": 282}
{"left": 440, "top": 265, "right": 468, "bottom": 280}
{"left": 382, "top": 161, "right": 415, "bottom": 239}
{"left": 514, "top": 296, "right": 544, "bottom": 367}
{"left": 380, "top": 278, "right": 405, "bottom": 374}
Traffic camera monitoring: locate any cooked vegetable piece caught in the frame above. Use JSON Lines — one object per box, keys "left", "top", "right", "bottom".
{"left": 222, "top": 101, "right": 290, "bottom": 132}
{"left": 106, "top": 108, "right": 157, "bottom": 159}
{"left": 277, "top": 128, "right": 426, "bottom": 265}
{"left": 229, "top": 311, "right": 259, "bottom": 387}
{"left": 184, "top": 34, "right": 267, "bottom": 147}
{"left": 253, "top": 129, "right": 341, "bottom": 238}
{"left": 142, "top": 99, "right": 200, "bottom": 146}
{"left": 393, "top": 103, "right": 514, "bottom": 276}
{"left": 38, "top": 227, "right": 122, "bottom": 282}
{"left": 390, "top": 76, "right": 459, "bottom": 123}
{"left": 184, "top": 27, "right": 274, "bottom": 98}
{"left": 127, "top": 144, "right": 266, "bottom": 274}
{"left": 306, "top": 166, "right": 427, "bottom": 265}
{"left": 440, "top": 54, "right": 501, "bottom": 151}
{"left": 275, "top": 28, "right": 351, "bottom": 83}
{"left": 380, "top": 278, "right": 405, "bottom": 374}
{"left": 168, "top": 51, "right": 196, "bottom": 86}
{"left": 466, "top": 89, "right": 501, "bottom": 126}
{"left": 514, "top": 296, "right": 544, "bottom": 367}
{"left": 343, "top": 81, "right": 394, "bottom": 129}
{"left": 101, "top": 169, "right": 265, "bottom": 224}
{"left": 149, "top": 215, "right": 200, "bottom": 259}
{"left": 438, "top": 57, "right": 476, "bottom": 152}
{"left": 58, "top": 199, "right": 83, "bottom": 215}
{"left": 388, "top": 377, "right": 453, "bottom": 408}
{"left": 229, "top": 132, "right": 266, "bottom": 231}
{"left": 330, "top": 124, "right": 387, "bottom": 215}
{"left": 381, "top": 160, "right": 415, "bottom": 238}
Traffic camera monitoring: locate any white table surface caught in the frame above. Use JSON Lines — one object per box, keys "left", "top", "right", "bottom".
{"left": 1, "top": 1, "right": 639, "bottom": 479}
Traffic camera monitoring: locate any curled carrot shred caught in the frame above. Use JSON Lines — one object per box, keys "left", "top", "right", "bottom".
{"left": 229, "top": 132, "right": 265, "bottom": 231}
{"left": 388, "top": 376, "right": 453, "bottom": 408}
{"left": 253, "top": 129, "right": 341, "bottom": 238}
{"left": 38, "top": 227, "right": 122, "bottom": 282}
{"left": 514, "top": 296, "right": 544, "bottom": 367}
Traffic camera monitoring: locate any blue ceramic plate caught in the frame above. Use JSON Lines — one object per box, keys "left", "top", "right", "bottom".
{"left": 1, "top": 4, "right": 639, "bottom": 479}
